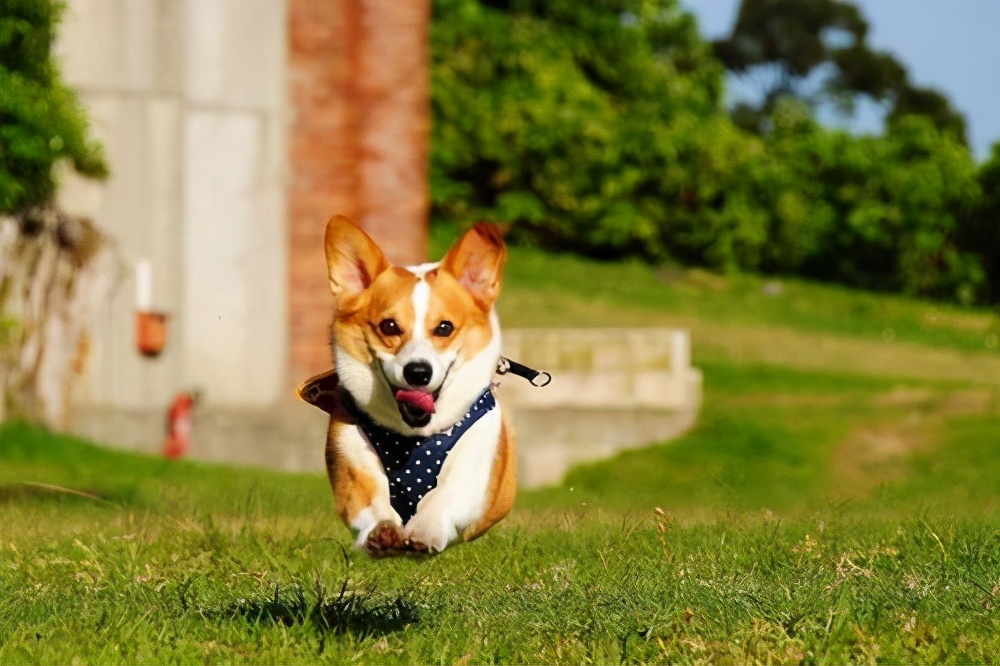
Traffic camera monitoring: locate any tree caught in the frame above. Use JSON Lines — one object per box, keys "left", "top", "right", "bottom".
{"left": 0, "top": 0, "right": 107, "bottom": 212}
{"left": 888, "top": 85, "right": 968, "bottom": 145}
{"left": 714, "top": 0, "right": 967, "bottom": 143}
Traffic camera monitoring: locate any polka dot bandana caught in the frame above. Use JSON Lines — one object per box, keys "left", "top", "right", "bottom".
{"left": 357, "top": 387, "right": 497, "bottom": 523}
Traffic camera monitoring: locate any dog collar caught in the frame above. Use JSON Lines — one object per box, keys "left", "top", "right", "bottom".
{"left": 355, "top": 386, "right": 497, "bottom": 523}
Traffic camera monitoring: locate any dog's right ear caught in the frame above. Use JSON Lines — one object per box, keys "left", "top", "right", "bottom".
{"left": 324, "top": 215, "right": 390, "bottom": 302}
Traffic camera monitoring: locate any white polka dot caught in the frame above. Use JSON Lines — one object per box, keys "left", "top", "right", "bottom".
{"left": 406, "top": 486, "right": 411, "bottom": 491}
{"left": 417, "top": 478, "right": 422, "bottom": 483}
{"left": 406, "top": 470, "right": 411, "bottom": 474}
{"left": 426, "top": 451, "right": 432, "bottom": 456}
{"left": 416, "top": 460, "right": 421, "bottom": 466}
{"left": 436, "top": 460, "right": 441, "bottom": 465}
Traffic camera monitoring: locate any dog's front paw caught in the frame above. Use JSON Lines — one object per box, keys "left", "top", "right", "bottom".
{"left": 365, "top": 520, "right": 407, "bottom": 558}
{"left": 402, "top": 537, "right": 432, "bottom": 555}
{"left": 403, "top": 514, "right": 455, "bottom": 554}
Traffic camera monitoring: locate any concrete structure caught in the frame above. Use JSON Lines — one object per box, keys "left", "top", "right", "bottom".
{"left": 51, "top": 1, "right": 702, "bottom": 486}
{"left": 56, "top": 0, "right": 289, "bottom": 413}
{"left": 76, "top": 329, "right": 702, "bottom": 488}
{"left": 498, "top": 329, "right": 702, "bottom": 487}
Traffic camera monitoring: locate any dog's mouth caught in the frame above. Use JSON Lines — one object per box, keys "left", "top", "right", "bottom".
{"left": 394, "top": 388, "right": 436, "bottom": 428}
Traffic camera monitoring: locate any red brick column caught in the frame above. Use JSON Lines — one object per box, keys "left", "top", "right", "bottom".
{"left": 288, "top": 0, "right": 430, "bottom": 382}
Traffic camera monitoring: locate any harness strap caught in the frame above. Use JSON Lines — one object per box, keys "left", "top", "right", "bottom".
{"left": 496, "top": 356, "right": 552, "bottom": 387}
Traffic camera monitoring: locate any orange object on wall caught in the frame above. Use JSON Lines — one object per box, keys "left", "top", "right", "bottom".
{"left": 136, "top": 311, "right": 167, "bottom": 357}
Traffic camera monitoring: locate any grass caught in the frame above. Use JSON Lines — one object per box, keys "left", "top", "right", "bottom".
{"left": 2, "top": 238, "right": 1000, "bottom": 662}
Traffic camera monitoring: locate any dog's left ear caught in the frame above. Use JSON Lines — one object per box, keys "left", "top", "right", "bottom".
{"left": 441, "top": 223, "right": 507, "bottom": 309}
{"left": 325, "top": 215, "right": 390, "bottom": 304}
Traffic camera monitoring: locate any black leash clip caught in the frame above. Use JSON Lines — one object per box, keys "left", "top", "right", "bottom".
{"left": 497, "top": 356, "right": 552, "bottom": 387}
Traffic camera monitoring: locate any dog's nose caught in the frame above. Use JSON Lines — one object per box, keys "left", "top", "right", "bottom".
{"left": 403, "top": 360, "right": 433, "bottom": 387}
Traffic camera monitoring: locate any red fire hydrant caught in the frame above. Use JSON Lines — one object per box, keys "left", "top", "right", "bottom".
{"left": 163, "top": 392, "right": 198, "bottom": 459}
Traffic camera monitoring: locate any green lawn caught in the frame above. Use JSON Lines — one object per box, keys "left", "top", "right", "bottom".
{"left": 2, "top": 241, "right": 999, "bottom": 663}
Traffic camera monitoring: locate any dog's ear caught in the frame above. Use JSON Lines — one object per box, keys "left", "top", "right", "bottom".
{"left": 324, "top": 215, "right": 390, "bottom": 302}
{"left": 441, "top": 223, "right": 507, "bottom": 309}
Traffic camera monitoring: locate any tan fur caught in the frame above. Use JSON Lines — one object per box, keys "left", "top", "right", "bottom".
{"left": 332, "top": 267, "right": 420, "bottom": 365}
{"left": 424, "top": 269, "right": 494, "bottom": 356}
{"left": 325, "top": 421, "right": 380, "bottom": 525}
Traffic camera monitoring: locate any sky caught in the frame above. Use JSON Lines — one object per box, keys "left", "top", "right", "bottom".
{"left": 681, "top": 0, "right": 1000, "bottom": 161}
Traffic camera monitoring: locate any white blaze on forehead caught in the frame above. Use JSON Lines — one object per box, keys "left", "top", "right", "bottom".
{"left": 406, "top": 261, "right": 441, "bottom": 278}
{"left": 387, "top": 271, "right": 441, "bottom": 382}
{"left": 410, "top": 276, "right": 431, "bottom": 340}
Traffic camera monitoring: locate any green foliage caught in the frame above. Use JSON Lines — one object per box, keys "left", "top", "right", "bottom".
{"left": 431, "top": 0, "right": 725, "bottom": 259}
{"left": 767, "top": 110, "right": 984, "bottom": 302}
{"left": 0, "top": 0, "right": 107, "bottom": 213}
{"left": 430, "top": 0, "right": 991, "bottom": 303}
{"left": 960, "top": 141, "right": 1000, "bottom": 302}
{"left": 888, "top": 84, "right": 969, "bottom": 145}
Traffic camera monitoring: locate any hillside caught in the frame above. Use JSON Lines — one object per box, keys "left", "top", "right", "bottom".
{"left": 2, "top": 243, "right": 999, "bottom": 662}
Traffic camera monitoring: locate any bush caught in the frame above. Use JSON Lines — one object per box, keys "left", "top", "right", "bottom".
{"left": 960, "top": 142, "right": 1000, "bottom": 303}
{"left": 767, "top": 110, "right": 984, "bottom": 303}
{"left": 431, "top": 0, "right": 725, "bottom": 259}
{"left": 0, "top": 0, "right": 107, "bottom": 213}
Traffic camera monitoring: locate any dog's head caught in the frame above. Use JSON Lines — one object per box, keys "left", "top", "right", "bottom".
{"left": 324, "top": 215, "right": 506, "bottom": 435}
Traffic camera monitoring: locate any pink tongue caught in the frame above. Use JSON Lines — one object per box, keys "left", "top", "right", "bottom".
{"left": 395, "top": 389, "right": 436, "bottom": 414}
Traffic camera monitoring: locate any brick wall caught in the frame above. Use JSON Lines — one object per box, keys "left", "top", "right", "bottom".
{"left": 287, "top": 0, "right": 430, "bottom": 383}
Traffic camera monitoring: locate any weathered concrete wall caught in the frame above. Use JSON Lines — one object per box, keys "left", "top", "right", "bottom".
{"left": 56, "top": 0, "right": 288, "bottom": 413}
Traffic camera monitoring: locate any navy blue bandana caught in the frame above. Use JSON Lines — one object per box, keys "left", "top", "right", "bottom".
{"left": 356, "top": 387, "right": 497, "bottom": 523}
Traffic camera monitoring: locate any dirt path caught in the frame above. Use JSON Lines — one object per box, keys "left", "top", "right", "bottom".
{"left": 830, "top": 387, "right": 998, "bottom": 495}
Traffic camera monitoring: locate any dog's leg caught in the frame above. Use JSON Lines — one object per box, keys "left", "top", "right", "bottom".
{"left": 461, "top": 413, "right": 517, "bottom": 542}
{"left": 403, "top": 408, "right": 508, "bottom": 552}
{"left": 326, "top": 421, "right": 404, "bottom": 553}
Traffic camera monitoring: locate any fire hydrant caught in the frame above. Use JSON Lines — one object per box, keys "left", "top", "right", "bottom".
{"left": 163, "top": 392, "right": 198, "bottom": 459}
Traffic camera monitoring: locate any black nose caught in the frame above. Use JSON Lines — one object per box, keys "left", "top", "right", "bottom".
{"left": 403, "top": 361, "right": 433, "bottom": 387}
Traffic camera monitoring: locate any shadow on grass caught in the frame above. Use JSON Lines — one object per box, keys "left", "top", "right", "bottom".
{"left": 197, "top": 578, "right": 421, "bottom": 650}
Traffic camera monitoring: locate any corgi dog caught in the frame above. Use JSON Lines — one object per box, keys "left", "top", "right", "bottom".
{"left": 306, "top": 215, "right": 517, "bottom": 555}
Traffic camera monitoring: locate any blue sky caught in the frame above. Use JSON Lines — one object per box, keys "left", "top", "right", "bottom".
{"left": 682, "top": 0, "right": 1000, "bottom": 161}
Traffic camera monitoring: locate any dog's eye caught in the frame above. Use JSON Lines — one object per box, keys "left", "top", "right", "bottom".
{"left": 433, "top": 320, "right": 455, "bottom": 337}
{"left": 378, "top": 318, "right": 402, "bottom": 336}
